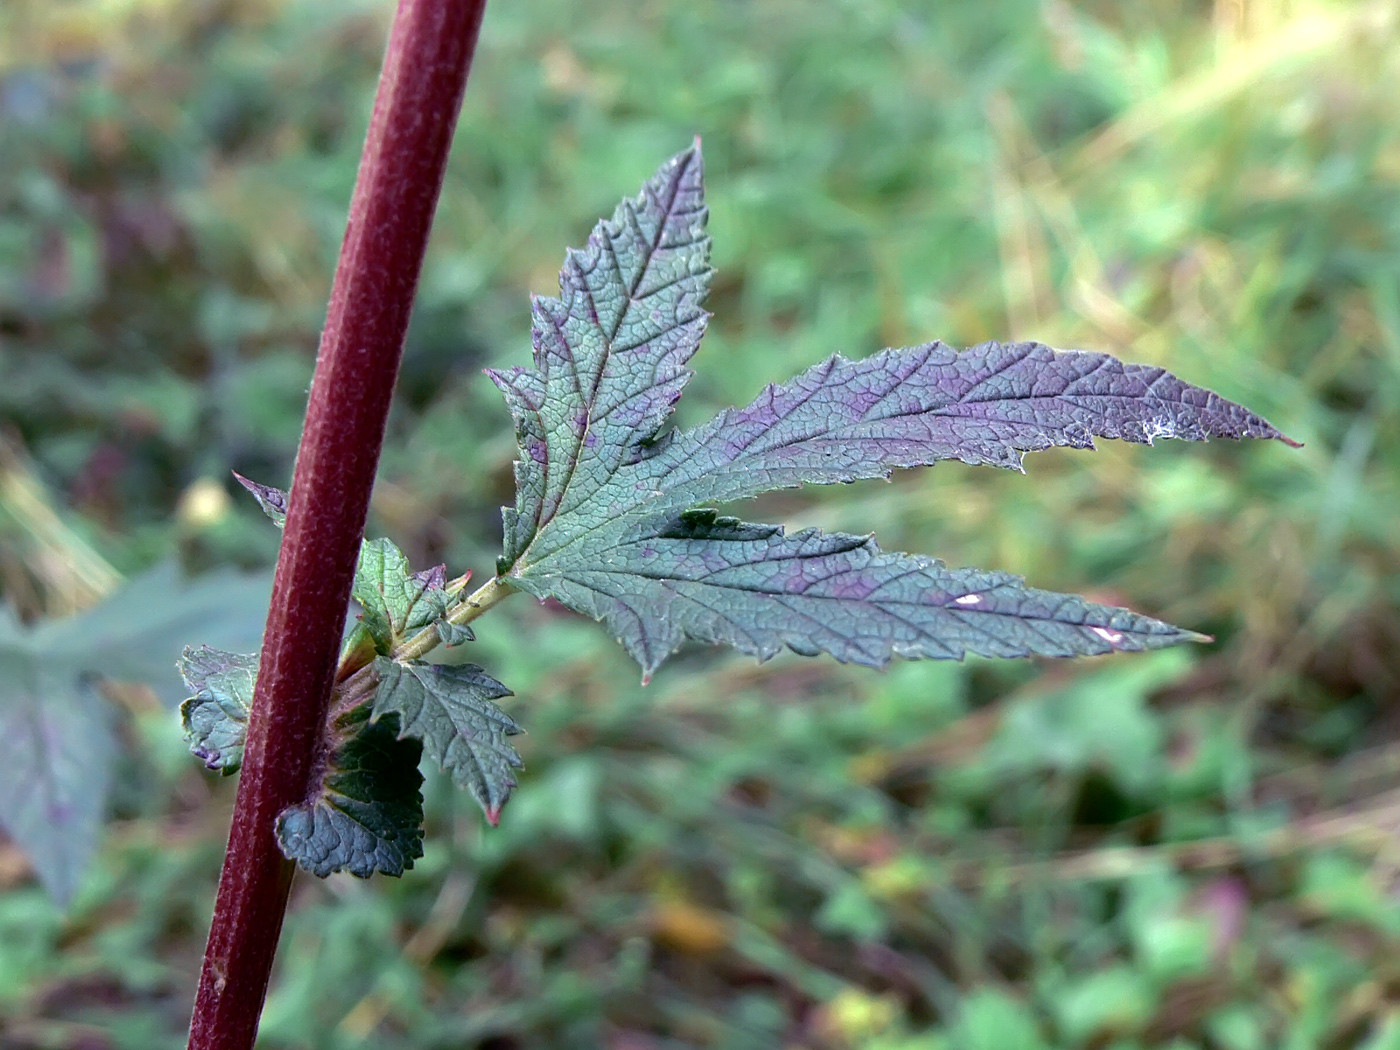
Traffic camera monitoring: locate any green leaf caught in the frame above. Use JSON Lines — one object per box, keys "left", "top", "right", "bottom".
{"left": 372, "top": 657, "right": 522, "bottom": 825}
{"left": 0, "top": 610, "right": 114, "bottom": 906}
{"left": 512, "top": 511, "right": 1206, "bottom": 678}
{"left": 178, "top": 646, "right": 257, "bottom": 774}
{"left": 275, "top": 707, "right": 424, "bottom": 878}
{"left": 487, "top": 142, "right": 711, "bottom": 571}
{"left": 0, "top": 563, "right": 270, "bottom": 904}
{"left": 352, "top": 539, "right": 469, "bottom": 654}
{"left": 44, "top": 561, "right": 272, "bottom": 699}
{"left": 231, "top": 475, "right": 476, "bottom": 654}
{"left": 489, "top": 147, "right": 1293, "bottom": 677}
{"left": 435, "top": 620, "right": 476, "bottom": 647}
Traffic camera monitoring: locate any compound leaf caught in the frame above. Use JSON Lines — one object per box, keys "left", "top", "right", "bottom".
{"left": 178, "top": 646, "right": 257, "bottom": 774}
{"left": 510, "top": 511, "right": 1207, "bottom": 678}
{"left": 647, "top": 340, "right": 1300, "bottom": 510}
{"left": 489, "top": 146, "right": 1296, "bottom": 677}
{"left": 372, "top": 657, "right": 521, "bottom": 825}
{"left": 275, "top": 708, "right": 424, "bottom": 879}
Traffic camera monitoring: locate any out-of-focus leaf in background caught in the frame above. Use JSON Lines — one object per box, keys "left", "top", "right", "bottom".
{"left": 2, "top": 0, "right": 1399, "bottom": 1045}
{"left": 0, "top": 563, "right": 270, "bottom": 904}
{"left": 0, "top": 610, "right": 115, "bottom": 906}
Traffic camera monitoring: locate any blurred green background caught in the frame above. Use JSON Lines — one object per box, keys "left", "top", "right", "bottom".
{"left": 2, "top": 0, "right": 1398, "bottom": 1046}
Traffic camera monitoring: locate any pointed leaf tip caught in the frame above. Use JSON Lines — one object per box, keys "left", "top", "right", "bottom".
{"left": 509, "top": 515, "right": 1209, "bottom": 677}
{"left": 642, "top": 340, "right": 1301, "bottom": 511}
{"left": 372, "top": 658, "right": 522, "bottom": 823}
{"left": 353, "top": 539, "right": 473, "bottom": 654}
{"left": 232, "top": 472, "right": 289, "bottom": 527}
{"left": 493, "top": 144, "right": 712, "bottom": 566}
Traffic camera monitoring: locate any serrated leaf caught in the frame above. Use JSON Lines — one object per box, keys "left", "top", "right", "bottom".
{"left": 275, "top": 708, "right": 424, "bottom": 878}
{"left": 647, "top": 339, "right": 1300, "bottom": 509}
{"left": 490, "top": 147, "right": 1294, "bottom": 676}
{"left": 371, "top": 657, "right": 521, "bottom": 824}
{"left": 488, "top": 142, "right": 710, "bottom": 569}
{"left": 509, "top": 511, "right": 1206, "bottom": 677}
{"left": 435, "top": 620, "right": 475, "bottom": 647}
{"left": 352, "top": 539, "right": 467, "bottom": 653}
{"left": 230, "top": 476, "right": 475, "bottom": 652}
{"left": 178, "top": 646, "right": 257, "bottom": 773}
{"left": 233, "top": 472, "right": 288, "bottom": 527}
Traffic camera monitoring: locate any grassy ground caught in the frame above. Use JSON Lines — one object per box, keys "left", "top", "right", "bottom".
{"left": 1, "top": 0, "right": 1399, "bottom": 1046}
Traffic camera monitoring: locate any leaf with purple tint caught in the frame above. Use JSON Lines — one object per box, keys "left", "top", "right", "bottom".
{"left": 233, "top": 472, "right": 288, "bottom": 527}
{"left": 179, "top": 645, "right": 257, "bottom": 774}
{"left": 508, "top": 510, "right": 1206, "bottom": 677}
{"left": 646, "top": 340, "right": 1300, "bottom": 510}
{"left": 352, "top": 539, "right": 469, "bottom": 654}
{"left": 0, "top": 564, "right": 269, "bottom": 904}
{"left": 489, "top": 146, "right": 1296, "bottom": 677}
{"left": 234, "top": 478, "right": 474, "bottom": 654}
{"left": 488, "top": 142, "right": 711, "bottom": 570}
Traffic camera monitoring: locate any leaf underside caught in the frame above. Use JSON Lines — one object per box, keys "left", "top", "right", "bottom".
{"left": 179, "top": 645, "right": 257, "bottom": 773}
{"left": 491, "top": 145, "right": 1296, "bottom": 676}
{"left": 275, "top": 709, "right": 424, "bottom": 879}
{"left": 518, "top": 510, "right": 1206, "bottom": 677}
{"left": 372, "top": 657, "right": 521, "bottom": 825}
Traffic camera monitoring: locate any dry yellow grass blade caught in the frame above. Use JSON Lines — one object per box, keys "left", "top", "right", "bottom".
{"left": 0, "top": 438, "right": 121, "bottom": 619}
{"left": 986, "top": 93, "right": 1148, "bottom": 351}
{"left": 1074, "top": 0, "right": 1398, "bottom": 171}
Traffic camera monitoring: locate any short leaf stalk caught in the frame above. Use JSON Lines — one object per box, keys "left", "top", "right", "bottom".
{"left": 185, "top": 1, "right": 487, "bottom": 1047}
{"left": 330, "top": 575, "right": 514, "bottom": 717}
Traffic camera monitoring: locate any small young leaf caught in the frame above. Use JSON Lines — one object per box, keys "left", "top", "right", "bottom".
{"left": 339, "top": 621, "right": 381, "bottom": 678}
{"left": 352, "top": 539, "right": 465, "bottom": 653}
{"left": 233, "top": 472, "right": 288, "bottom": 527}
{"left": 275, "top": 709, "right": 424, "bottom": 878}
{"left": 435, "top": 620, "right": 476, "bottom": 647}
{"left": 178, "top": 646, "right": 257, "bottom": 773}
{"left": 371, "top": 657, "right": 521, "bottom": 824}
{"left": 489, "top": 147, "right": 1295, "bottom": 677}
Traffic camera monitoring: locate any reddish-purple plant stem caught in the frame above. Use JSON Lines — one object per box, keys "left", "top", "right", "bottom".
{"left": 186, "top": 1, "right": 487, "bottom": 1047}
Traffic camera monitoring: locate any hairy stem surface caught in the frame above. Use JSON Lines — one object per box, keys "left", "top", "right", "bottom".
{"left": 186, "top": 2, "right": 487, "bottom": 1047}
